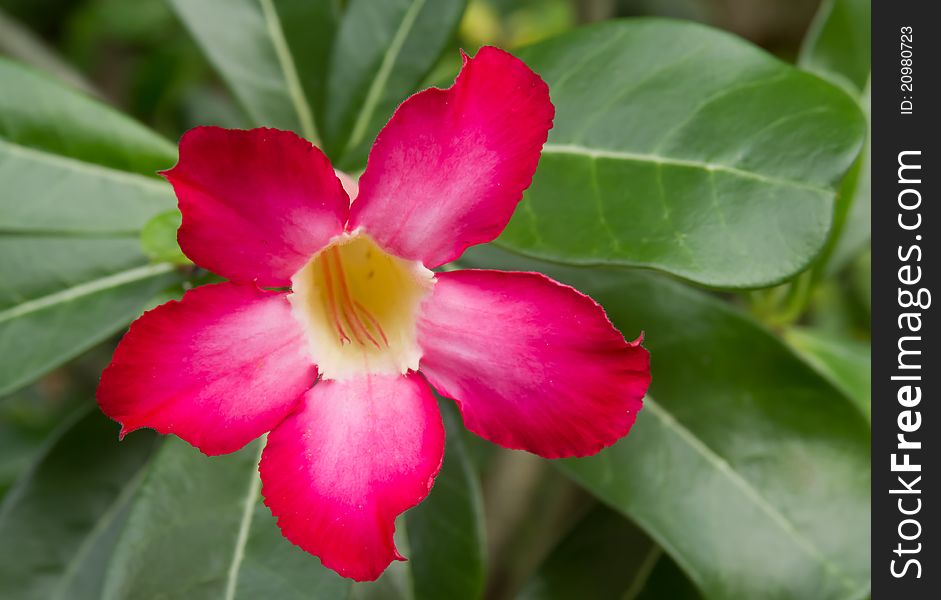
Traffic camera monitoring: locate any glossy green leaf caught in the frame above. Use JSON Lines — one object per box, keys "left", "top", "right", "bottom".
{"left": 494, "top": 19, "right": 866, "bottom": 289}
{"left": 799, "top": 0, "right": 870, "bottom": 94}
{"left": 105, "top": 401, "right": 485, "bottom": 599}
{"left": 321, "top": 0, "right": 467, "bottom": 167}
{"left": 0, "top": 239, "right": 179, "bottom": 396}
{"left": 102, "top": 437, "right": 351, "bottom": 600}
{"left": 800, "top": 0, "right": 871, "bottom": 274}
{"left": 0, "top": 407, "right": 158, "bottom": 600}
{"left": 461, "top": 245, "right": 871, "bottom": 600}
{"left": 405, "top": 401, "right": 486, "bottom": 600}
{"left": 786, "top": 327, "right": 871, "bottom": 422}
{"left": 518, "top": 505, "right": 660, "bottom": 600}
{"left": 168, "top": 0, "right": 338, "bottom": 139}
{"left": 0, "top": 58, "right": 181, "bottom": 396}
{"left": 0, "top": 59, "right": 175, "bottom": 177}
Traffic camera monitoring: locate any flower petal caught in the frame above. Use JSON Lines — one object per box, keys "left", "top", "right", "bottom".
{"left": 164, "top": 127, "right": 349, "bottom": 286}
{"left": 260, "top": 373, "right": 444, "bottom": 581}
{"left": 349, "top": 47, "right": 554, "bottom": 268}
{"left": 417, "top": 270, "right": 650, "bottom": 458}
{"left": 97, "top": 282, "right": 316, "bottom": 455}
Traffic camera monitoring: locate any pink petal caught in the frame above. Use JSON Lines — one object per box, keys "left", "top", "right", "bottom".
{"left": 349, "top": 47, "right": 554, "bottom": 268}
{"left": 97, "top": 282, "right": 316, "bottom": 456}
{"left": 260, "top": 373, "right": 444, "bottom": 581}
{"left": 417, "top": 270, "right": 650, "bottom": 458}
{"left": 163, "top": 127, "right": 349, "bottom": 287}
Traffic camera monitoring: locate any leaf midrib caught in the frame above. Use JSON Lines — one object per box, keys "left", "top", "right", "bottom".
{"left": 0, "top": 139, "right": 171, "bottom": 192}
{"left": 0, "top": 263, "right": 174, "bottom": 324}
{"left": 641, "top": 399, "right": 863, "bottom": 593}
{"left": 541, "top": 143, "right": 833, "bottom": 194}
{"left": 222, "top": 440, "right": 265, "bottom": 600}
{"left": 346, "top": 0, "right": 427, "bottom": 152}
{"left": 620, "top": 545, "right": 662, "bottom": 600}
{"left": 50, "top": 459, "right": 151, "bottom": 600}
{"left": 0, "top": 407, "right": 155, "bottom": 600}
{"left": 256, "top": 0, "right": 316, "bottom": 141}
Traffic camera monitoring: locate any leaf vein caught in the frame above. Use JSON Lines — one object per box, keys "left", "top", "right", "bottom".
{"left": 347, "top": 0, "right": 427, "bottom": 150}
{"left": 542, "top": 143, "right": 833, "bottom": 193}
{"left": 645, "top": 399, "right": 861, "bottom": 592}
{"left": 223, "top": 441, "right": 265, "bottom": 600}
{"left": 256, "top": 0, "right": 316, "bottom": 141}
{"left": 0, "top": 263, "right": 174, "bottom": 325}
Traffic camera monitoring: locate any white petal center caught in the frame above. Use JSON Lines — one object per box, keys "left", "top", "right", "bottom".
{"left": 289, "top": 231, "right": 434, "bottom": 380}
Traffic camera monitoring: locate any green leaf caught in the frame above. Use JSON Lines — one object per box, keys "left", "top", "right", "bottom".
{"left": 272, "top": 0, "right": 341, "bottom": 132}
{"left": 785, "top": 327, "right": 871, "bottom": 422}
{"left": 168, "top": 0, "right": 337, "bottom": 140}
{"left": 404, "top": 401, "right": 486, "bottom": 600}
{"left": 518, "top": 505, "right": 661, "bottom": 600}
{"left": 0, "top": 58, "right": 181, "bottom": 396}
{"left": 0, "top": 239, "right": 180, "bottom": 397}
{"left": 140, "top": 210, "right": 190, "bottom": 265}
{"left": 799, "top": 0, "right": 871, "bottom": 274}
{"left": 519, "top": 504, "right": 704, "bottom": 600}
{"left": 799, "top": 0, "right": 871, "bottom": 95}
{"left": 102, "top": 437, "right": 351, "bottom": 600}
{"left": 321, "top": 0, "right": 467, "bottom": 167}
{"left": 563, "top": 400, "right": 867, "bottom": 600}
{"left": 0, "top": 407, "right": 158, "bottom": 600}
{"left": 461, "top": 245, "right": 871, "bottom": 600}
{"left": 495, "top": 19, "right": 866, "bottom": 289}
{"left": 0, "top": 59, "right": 175, "bottom": 177}
{"left": 105, "top": 402, "right": 485, "bottom": 599}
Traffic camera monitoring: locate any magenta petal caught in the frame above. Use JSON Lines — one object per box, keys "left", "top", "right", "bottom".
{"left": 349, "top": 47, "right": 554, "bottom": 268}
{"left": 260, "top": 373, "right": 445, "bottom": 581}
{"left": 418, "top": 270, "right": 650, "bottom": 459}
{"left": 97, "top": 282, "right": 316, "bottom": 456}
{"left": 164, "top": 127, "right": 349, "bottom": 287}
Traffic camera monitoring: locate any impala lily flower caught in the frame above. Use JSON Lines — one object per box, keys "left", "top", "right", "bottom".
{"left": 97, "top": 47, "right": 650, "bottom": 581}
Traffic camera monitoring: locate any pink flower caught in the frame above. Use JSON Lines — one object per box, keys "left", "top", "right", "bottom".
{"left": 97, "top": 47, "right": 650, "bottom": 581}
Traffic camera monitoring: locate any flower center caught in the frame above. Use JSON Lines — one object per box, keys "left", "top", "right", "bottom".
{"left": 289, "top": 232, "right": 434, "bottom": 380}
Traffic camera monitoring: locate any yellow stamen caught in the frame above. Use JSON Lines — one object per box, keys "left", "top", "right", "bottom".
{"left": 288, "top": 232, "right": 434, "bottom": 380}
